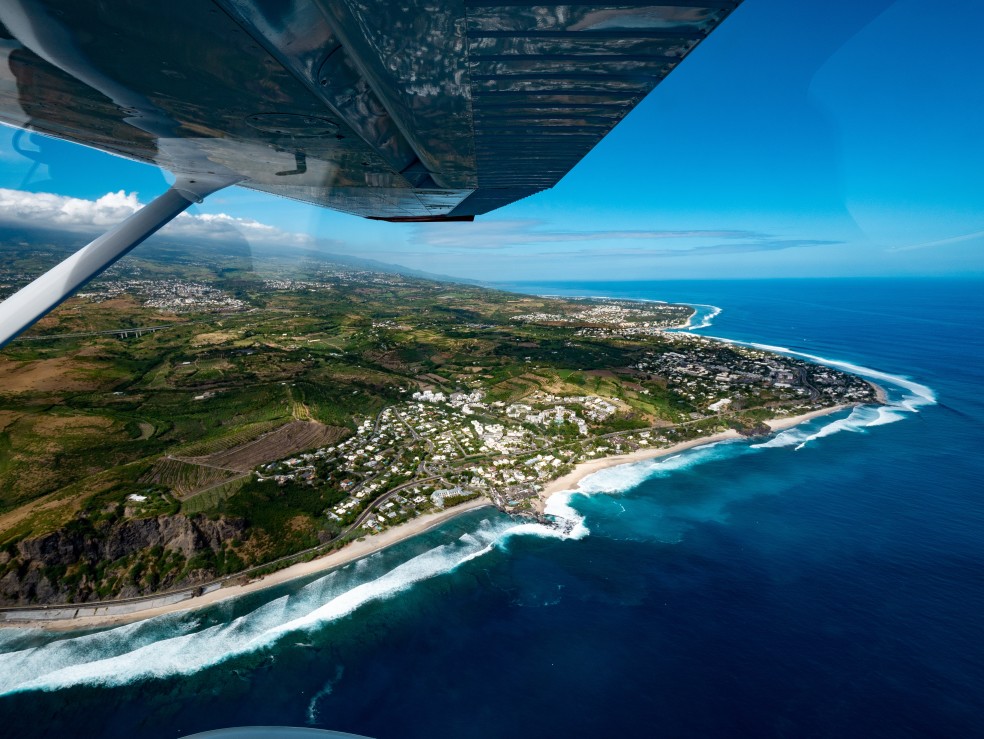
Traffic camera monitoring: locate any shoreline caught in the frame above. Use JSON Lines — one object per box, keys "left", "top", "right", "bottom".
{"left": 539, "top": 404, "right": 853, "bottom": 503}
{"left": 2, "top": 402, "right": 865, "bottom": 632}
{"left": 0, "top": 497, "right": 491, "bottom": 632}
{"left": 540, "top": 429, "right": 741, "bottom": 501}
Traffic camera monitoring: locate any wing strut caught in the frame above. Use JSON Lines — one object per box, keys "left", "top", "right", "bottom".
{"left": 0, "top": 174, "right": 237, "bottom": 348}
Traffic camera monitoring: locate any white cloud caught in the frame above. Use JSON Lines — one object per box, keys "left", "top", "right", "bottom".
{"left": 889, "top": 229, "right": 984, "bottom": 252}
{"left": 0, "top": 188, "right": 142, "bottom": 228}
{"left": 412, "top": 218, "right": 769, "bottom": 249}
{"left": 0, "top": 187, "right": 314, "bottom": 247}
{"left": 167, "top": 211, "right": 313, "bottom": 247}
{"left": 411, "top": 218, "right": 837, "bottom": 255}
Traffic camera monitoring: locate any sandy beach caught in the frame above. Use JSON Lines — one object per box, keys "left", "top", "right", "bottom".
{"left": 2, "top": 497, "right": 491, "bottom": 631}
{"left": 764, "top": 404, "right": 851, "bottom": 432}
{"left": 540, "top": 404, "right": 853, "bottom": 502}
{"left": 3, "top": 402, "right": 860, "bottom": 631}
{"left": 541, "top": 429, "right": 742, "bottom": 500}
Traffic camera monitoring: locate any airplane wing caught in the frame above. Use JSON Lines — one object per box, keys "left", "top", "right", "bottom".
{"left": 0, "top": 0, "right": 741, "bottom": 346}
{"left": 0, "top": 0, "right": 741, "bottom": 221}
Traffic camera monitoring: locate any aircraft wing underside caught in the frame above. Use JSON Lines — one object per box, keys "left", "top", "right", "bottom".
{"left": 0, "top": 0, "right": 741, "bottom": 221}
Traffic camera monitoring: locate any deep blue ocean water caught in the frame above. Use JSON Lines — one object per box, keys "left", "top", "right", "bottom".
{"left": 1, "top": 278, "right": 982, "bottom": 738}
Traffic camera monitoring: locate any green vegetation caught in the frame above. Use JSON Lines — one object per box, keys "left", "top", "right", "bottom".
{"left": 0, "top": 236, "right": 875, "bottom": 606}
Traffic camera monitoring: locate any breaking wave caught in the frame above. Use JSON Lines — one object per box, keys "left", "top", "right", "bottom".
{"left": 0, "top": 511, "right": 588, "bottom": 696}
{"left": 545, "top": 335, "right": 936, "bottom": 516}
{"left": 714, "top": 337, "right": 937, "bottom": 445}
{"left": 752, "top": 405, "right": 883, "bottom": 450}
{"left": 733, "top": 338, "right": 935, "bottom": 408}
{"left": 576, "top": 442, "right": 739, "bottom": 495}
{"left": 678, "top": 304, "right": 722, "bottom": 331}
{"left": 0, "top": 307, "right": 936, "bottom": 696}
{"left": 662, "top": 300, "right": 934, "bottom": 448}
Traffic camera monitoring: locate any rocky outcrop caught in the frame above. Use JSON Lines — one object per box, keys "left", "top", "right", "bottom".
{"left": 15, "top": 514, "right": 245, "bottom": 563}
{"left": 736, "top": 421, "right": 772, "bottom": 437}
{"left": 0, "top": 514, "right": 246, "bottom": 606}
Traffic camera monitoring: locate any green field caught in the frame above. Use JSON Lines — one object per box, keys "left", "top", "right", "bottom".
{"left": 0, "top": 235, "right": 873, "bottom": 605}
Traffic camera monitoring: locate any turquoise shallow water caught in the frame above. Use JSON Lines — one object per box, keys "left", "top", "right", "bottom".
{"left": 1, "top": 278, "right": 982, "bottom": 738}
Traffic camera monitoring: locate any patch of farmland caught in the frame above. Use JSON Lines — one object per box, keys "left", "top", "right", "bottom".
{"left": 170, "top": 419, "right": 286, "bottom": 458}
{"left": 183, "top": 421, "right": 346, "bottom": 471}
{"left": 144, "top": 458, "right": 240, "bottom": 498}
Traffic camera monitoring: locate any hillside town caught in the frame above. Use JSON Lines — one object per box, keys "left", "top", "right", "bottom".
{"left": 257, "top": 336, "right": 877, "bottom": 539}
{"left": 0, "top": 259, "right": 882, "bottom": 608}
{"left": 75, "top": 278, "right": 248, "bottom": 312}
{"left": 512, "top": 300, "right": 695, "bottom": 334}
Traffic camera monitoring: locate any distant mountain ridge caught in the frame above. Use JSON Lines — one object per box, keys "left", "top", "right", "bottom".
{"left": 0, "top": 224, "right": 480, "bottom": 286}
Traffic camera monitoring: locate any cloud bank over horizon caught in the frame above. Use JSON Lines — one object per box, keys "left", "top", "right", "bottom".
{"left": 412, "top": 219, "right": 773, "bottom": 249}
{"left": 0, "top": 187, "right": 975, "bottom": 282}
{"left": 411, "top": 218, "right": 842, "bottom": 258}
{"left": 0, "top": 189, "right": 839, "bottom": 265}
{"left": 0, "top": 187, "right": 315, "bottom": 248}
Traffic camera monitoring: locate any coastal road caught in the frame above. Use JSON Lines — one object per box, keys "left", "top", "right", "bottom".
{"left": 0, "top": 472, "right": 445, "bottom": 625}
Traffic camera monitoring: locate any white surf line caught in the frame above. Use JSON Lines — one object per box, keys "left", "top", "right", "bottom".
{"left": 710, "top": 336, "right": 935, "bottom": 409}
{"left": 536, "top": 313, "right": 935, "bottom": 516}
{"left": 657, "top": 295, "right": 934, "bottom": 409}
{"left": 677, "top": 304, "right": 721, "bottom": 331}
{"left": 533, "top": 439, "right": 748, "bottom": 542}
{"left": 0, "top": 303, "right": 934, "bottom": 695}
{"left": 659, "top": 297, "right": 933, "bottom": 413}
{"left": 694, "top": 335, "right": 937, "bottom": 450}
{"left": 0, "top": 511, "right": 588, "bottom": 696}
{"left": 525, "top": 299, "right": 932, "bottom": 523}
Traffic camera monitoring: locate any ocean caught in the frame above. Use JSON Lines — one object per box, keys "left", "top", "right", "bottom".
{"left": 1, "top": 278, "right": 982, "bottom": 738}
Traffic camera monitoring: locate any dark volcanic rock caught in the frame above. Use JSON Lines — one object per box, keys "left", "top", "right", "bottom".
{"left": 1, "top": 514, "right": 246, "bottom": 606}
{"left": 737, "top": 421, "right": 772, "bottom": 437}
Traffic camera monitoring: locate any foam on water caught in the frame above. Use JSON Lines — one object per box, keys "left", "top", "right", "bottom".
{"left": 306, "top": 665, "right": 344, "bottom": 725}
{"left": 540, "top": 492, "right": 590, "bottom": 540}
{"left": 677, "top": 304, "right": 722, "bottom": 331}
{"left": 0, "top": 519, "right": 502, "bottom": 695}
{"left": 720, "top": 338, "right": 936, "bottom": 409}
{"left": 575, "top": 442, "right": 738, "bottom": 496}
{"left": 0, "top": 511, "right": 592, "bottom": 696}
{"left": 752, "top": 406, "right": 875, "bottom": 451}
{"left": 677, "top": 304, "right": 935, "bottom": 415}
{"left": 536, "top": 315, "right": 935, "bottom": 503}
{"left": 706, "top": 336, "right": 937, "bottom": 451}
{"left": 0, "top": 300, "right": 937, "bottom": 696}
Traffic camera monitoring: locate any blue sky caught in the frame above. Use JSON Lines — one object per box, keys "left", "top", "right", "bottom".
{"left": 1, "top": 0, "right": 982, "bottom": 281}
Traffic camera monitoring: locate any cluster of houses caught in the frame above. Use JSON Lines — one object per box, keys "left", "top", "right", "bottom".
{"left": 261, "top": 278, "right": 333, "bottom": 291}
{"left": 511, "top": 301, "right": 692, "bottom": 331}
{"left": 249, "top": 329, "right": 875, "bottom": 537}
{"left": 252, "top": 381, "right": 655, "bottom": 530}
{"left": 77, "top": 277, "right": 248, "bottom": 313}
{"left": 637, "top": 334, "right": 875, "bottom": 412}
{"left": 506, "top": 402, "right": 589, "bottom": 435}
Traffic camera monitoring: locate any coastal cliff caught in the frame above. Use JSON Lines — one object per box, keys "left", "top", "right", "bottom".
{"left": 0, "top": 272, "right": 879, "bottom": 613}
{"left": 0, "top": 514, "right": 245, "bottom": 605}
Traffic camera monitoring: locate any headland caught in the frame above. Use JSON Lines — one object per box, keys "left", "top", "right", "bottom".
{"left": 0, "top": 245, "right": 884, "bottom": 628}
